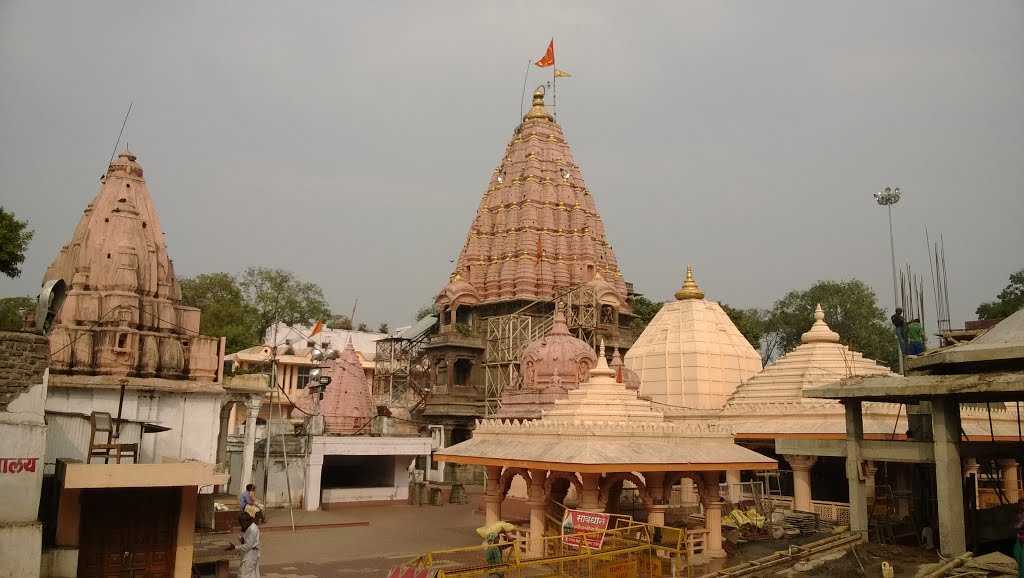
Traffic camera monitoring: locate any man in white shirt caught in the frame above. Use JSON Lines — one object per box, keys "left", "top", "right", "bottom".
{"left": 230, "top": 512, "right": 261, "bottom": 578}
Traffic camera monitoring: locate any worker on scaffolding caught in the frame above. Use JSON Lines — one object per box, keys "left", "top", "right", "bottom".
{"left": 891, "top": 307, "right": 908, "bottom": 354}
{"left": 906, "top": 318, "right": 925, "bottom": 356}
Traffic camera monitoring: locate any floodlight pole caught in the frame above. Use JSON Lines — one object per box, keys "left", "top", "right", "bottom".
{"left": 873, "top": 186, "right": 902, "bottom": 312}
{"left": 875, "top": 186, "right": 903, "bottom": 374}
{"left": 886, "top": 203, "right": 898, "bottom": 313}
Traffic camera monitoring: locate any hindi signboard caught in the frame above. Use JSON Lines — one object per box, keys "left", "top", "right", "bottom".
{"left": 561, "top": 509, "right": 611, "bottom": 549}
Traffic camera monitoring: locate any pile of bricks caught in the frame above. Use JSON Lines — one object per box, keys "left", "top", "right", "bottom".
{"left": 0, "top": 330, "right": 49, "bottom": 411}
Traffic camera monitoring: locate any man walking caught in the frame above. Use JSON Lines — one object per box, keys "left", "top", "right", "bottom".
{"left": 230, "top": 512, "right": 261, "bottom": 578}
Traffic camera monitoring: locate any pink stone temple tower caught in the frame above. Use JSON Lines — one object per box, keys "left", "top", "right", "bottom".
{"left": 42, "top": 151, "right": 221, "bottom": 380}
{"left": 418, "top": 87, "right": 637, "bottom": 447}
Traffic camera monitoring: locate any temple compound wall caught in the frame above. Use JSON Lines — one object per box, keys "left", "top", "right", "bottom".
{"left": 0, "top": 330, "right": 51, "bottom": 578}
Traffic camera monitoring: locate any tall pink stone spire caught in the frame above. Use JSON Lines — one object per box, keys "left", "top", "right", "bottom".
{"left": 42, "top": 151, "right": 219, "bottom": 380}
{"left": 441, "top": 86, "right": 629, "bottom": 309}
{"left": 320, "top": 338, "right": 375, "bottom": 434}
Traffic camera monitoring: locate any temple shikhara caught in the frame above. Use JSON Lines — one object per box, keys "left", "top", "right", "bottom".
{"left": 44, "top": 151, "right": 220, "bottom": 381}
{"left": 372, "top": 87, "right": 641, "bottom": 484}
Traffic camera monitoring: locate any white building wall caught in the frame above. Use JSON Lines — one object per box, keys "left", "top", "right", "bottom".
{"left": 44, "top": 388, "right": 222, "bottom": 466}
{"left": 303, "top": 436, "right": 430, "bottom": 511}
{"left": 0, "top": 373, "right": 48, "bottom": 578}
{"left": 254, "top": 454, "right": 306, "bottom": 508}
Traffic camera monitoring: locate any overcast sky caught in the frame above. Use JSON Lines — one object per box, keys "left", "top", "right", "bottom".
{"left": 2, "top": 1, "right": 1021, "bottom": 332}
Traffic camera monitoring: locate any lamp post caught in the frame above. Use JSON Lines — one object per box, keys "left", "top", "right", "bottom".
{"left": 873, "top": 186, "right": 902, "bottom": 312}
{"left": 307, "top": 344, "right": 337, "bottom": 435}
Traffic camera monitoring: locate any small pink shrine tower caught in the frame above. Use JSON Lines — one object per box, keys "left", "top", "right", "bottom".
{"left": 320, "top": 339, "right": 376, "bottom": 434}
{"left": 43, "top": 151, "right": 220, "bottom": 380}
{"left": 494, "top": 308, "right": 597, "bottom": 420}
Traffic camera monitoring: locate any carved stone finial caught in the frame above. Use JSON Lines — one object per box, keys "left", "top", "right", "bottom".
{"left": 674, "top": 265, "right": 705, "bottom": 301}
{"left": 801, "top": 304, "right": 840, "bottom": 344}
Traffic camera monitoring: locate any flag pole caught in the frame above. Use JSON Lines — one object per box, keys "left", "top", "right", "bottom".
{"left": 552, "top": 39, "right": 557, "bottom": 120}
{"left": 520, "top": 59, "right": 530, "bottom": 121}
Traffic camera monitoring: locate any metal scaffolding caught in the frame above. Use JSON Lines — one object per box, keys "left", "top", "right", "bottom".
{"left": 481, "top": 284, "right": 602, "bottom": 417}
{"left": 372, "top": 322, "right": 433, "bottom": 409}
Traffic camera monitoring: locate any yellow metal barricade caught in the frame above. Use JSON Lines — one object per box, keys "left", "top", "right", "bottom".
{"left": 412, "top": 524, "right": 694, "bottom": 578}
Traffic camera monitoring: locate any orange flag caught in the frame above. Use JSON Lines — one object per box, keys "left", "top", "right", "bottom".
{"left": 535, "top": 39, "right": 554, "bottom": 68}
{"left": 309, "top": 319, "right": 324, "bottom": 337}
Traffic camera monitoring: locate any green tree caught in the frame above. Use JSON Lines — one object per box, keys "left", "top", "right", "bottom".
{"left": 976, "top": 269, "right": 1024, "bottom": 320}
{"left": 179, "top": 273, "right": 259, "bottom": 353}
{"left": 0, "top": 208, "right": 34, "bottom": 278}
{"left": 628, "top": 293, "right": 663, "bottom": 332}
{"left": 766, "top": 279, "right": 897, "bottom": 369}
{"left": 0, "top": 296, "right": 35, "bottom": 331}
{"left": 357, "top": 322, "right": 369, "bottom": 332}
{"left": 415, "top": 304, "right": 435, "bottom": 321}
{"left": 238, "top": 267, "right": 332, "bottom": 340}
{"left": 377, "top": 322, "right": 390, "bottom": 334}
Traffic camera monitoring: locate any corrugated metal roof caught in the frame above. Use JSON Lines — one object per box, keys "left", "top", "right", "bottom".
{"left": 399, "top": 315, "right": 437, "bottom": 340}
{"left": 264, "top": 322, "right": 385, "bottom": 360}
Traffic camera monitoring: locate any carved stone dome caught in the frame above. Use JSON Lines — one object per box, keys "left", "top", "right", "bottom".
{"left": 520, "top": 309, "right": 597, "bottom": 392}
{"left": 624, "top": 266, "right": 762, "bottom": 410}
{"left": 436, "top": 272, "right": 480, "bottom": 307}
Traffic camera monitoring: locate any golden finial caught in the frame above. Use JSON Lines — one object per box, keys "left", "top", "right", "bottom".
{"left": 674, "top": 265, "right": 705, "bottom": 300}
{"left": 524, "top": 86, "right": 552, "bottom": 121}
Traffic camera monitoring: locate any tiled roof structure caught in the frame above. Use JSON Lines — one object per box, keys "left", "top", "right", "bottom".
{"left": 437, "top": 344, "right": 776, "bottom": 469}
{"left": 440, "top": 87, "right": 629, "bottom": 309}
{"left": 726, "top": 304, "right": 891, "bottom": 406}
{"left": 719, "top": 305, "right": 1019, "bottom": 437}
{"left": 624, "top": 266, "right": 762, "bottom": 410}
{"left": 42, "top": 151, "right": 219, "bottom": 380}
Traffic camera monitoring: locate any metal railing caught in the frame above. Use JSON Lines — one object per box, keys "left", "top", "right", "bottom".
{"left": 763, "top": 496, "right": 851, "bottom": 526}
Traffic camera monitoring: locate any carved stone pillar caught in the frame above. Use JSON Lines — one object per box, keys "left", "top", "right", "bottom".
{"left": 786, "top": 455, "right": 817, "bottom": 512}
{"left": 484, "top": 466, "right": 503, "bottom": 526}
{"left": 999, "top": 459, "right": 1020, "bottom": 504}
{"left": 216, "top": 403, "right": 233, "bottom": 492}
{"left": 240, "top": 395, "right": 262, "bottom": 489}
{"left": 702, "top": 472, "right": 726, "bottom": 558}
{"left": 725, "top": 469, "right": 742, "bottom": 504}
{"left": 644, "top": 472, "right": 666, "bottom": 526}
{"left": 644, "top": 472, "right": 666, "bottom": 503}
{"left": 527, "top": 469, "right": 548, "bottom": 557}
{"left": 579, "top": 473, "right": 603, "bottom": 512}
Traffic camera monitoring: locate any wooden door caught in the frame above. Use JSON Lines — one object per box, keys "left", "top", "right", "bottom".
{"left": 78, "top": 487, "right": 179, "bottom": 578}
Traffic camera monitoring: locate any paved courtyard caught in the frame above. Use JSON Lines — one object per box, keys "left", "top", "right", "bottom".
{"left": 253, "top": 502, "right": 485, "bottom": 578}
